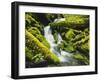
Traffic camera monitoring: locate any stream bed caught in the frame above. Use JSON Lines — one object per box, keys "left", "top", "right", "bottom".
{"left": 44, "top": 25, "right": 78, "bottom": 66}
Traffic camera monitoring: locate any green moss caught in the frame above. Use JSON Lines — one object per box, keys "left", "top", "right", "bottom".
{"left": 76, "top": 40, "right": 89, "bottom": 57}
{"left": 50, "top": 21, "right": 67, "bottom": 30}
{"left": 25, "top": 47, "right": 34, "bottom": 61}
{"left": 28, "top": 27, "right": 41, "bottom": 35}
{"left": 26, "top": 30, "right": 60, "bottom": 64}
{"left": 25, "top": 46, "right": 45, "bottom": 63}
{"left": 63, "top": 28, "right": 89, "bottom": 56}
{"left": 65, "top": 29, "right": 75, "bottom": 42}
{"left": 72, "top": 53, "right": 89, "bottom": 65}
{"left": 50, "top": 15, "right": 89, "bottom": 30}
{"left": 58, "top": 41, "right": 75, "bottom": 53}
{"left": 71, "top": 33, "right": 85, "bottom": 43}
{"left": 64, "top": 14, "right": 89, "bottom": 29}
{"left": 25, "top": 13, "right": 44, "bottom": 32}
{"left": 74, "top": 36, "right": 89, "bottom": 46}
{"left": 64, "top": 45, "right": 75, "bottom": 52}
{"left": 25, "top": 14, "right": 38, "bottom": 27}
{"left": 32, "top": 53, "right": 45, "bottom": 63}
{"left": 28, "top": 27, "right": 50, "bottom": 48}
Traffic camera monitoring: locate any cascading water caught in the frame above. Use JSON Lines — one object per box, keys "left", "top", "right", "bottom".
{"left": 44, "top": 18, "right": 77, "bottom": 66}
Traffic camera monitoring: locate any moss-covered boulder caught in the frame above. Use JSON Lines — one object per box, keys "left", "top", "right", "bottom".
{"left": 64, "top": 14, "right": 89, "bottom": 30}
{"left": 50, "top": 15, "right": 89, "bottom": 31}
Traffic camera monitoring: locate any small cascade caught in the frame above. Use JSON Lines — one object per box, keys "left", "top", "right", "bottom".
{"left": 44, "top": 18, "right": 76, "bottom": 65}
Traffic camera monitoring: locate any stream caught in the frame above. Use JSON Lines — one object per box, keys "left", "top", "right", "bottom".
{"left": 44, "top": 18, "right": 78, "bottom": 66}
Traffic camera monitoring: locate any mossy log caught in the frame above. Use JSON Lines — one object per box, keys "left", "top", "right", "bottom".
{"left": 50, "top": 15, "right": 89, "bottom": 30}
{"left": 65, "top": 15, "right": 89, "bottom": 29}
{"left": 28, "top": 27, "right": 50, "bottom": 48}
{"left": 25, "top": 30, "right": 60, "bottom": 64}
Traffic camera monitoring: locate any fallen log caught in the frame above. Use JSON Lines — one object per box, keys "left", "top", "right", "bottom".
{"left": 25, "top": 30, "right": 60, "bottom": 64}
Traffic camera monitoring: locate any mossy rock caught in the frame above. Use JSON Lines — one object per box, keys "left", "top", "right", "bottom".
{"left": 64, "top": 14, "right": 89, "bottom": 30}
{"left": 50, "top": 21, "right": 68, "bottom": 31}
{"left": 50, "top": 14, "right": 89, "bottom": 30}
{"left": 65, "top": 29, "right": 75, "bottom": 42}
{"left": 58, "top": 41, "right": 76, "bottom": 53}
{"left": 63, "top": 28, "right": 89, "bottom": 55}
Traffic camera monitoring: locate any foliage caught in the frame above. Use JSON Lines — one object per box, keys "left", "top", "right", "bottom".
{"left": 25, "top": 13, "right": 44, "bottom": 33}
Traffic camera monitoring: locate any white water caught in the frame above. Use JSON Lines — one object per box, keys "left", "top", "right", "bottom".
{"left": 54, "top": 18, "right": 65, "bottom": 22}
{"left": 44, "top": 18, "right": 79, "bottom": 66}
{"left": 44, "top": 25, "right": 71, "bottom": 64}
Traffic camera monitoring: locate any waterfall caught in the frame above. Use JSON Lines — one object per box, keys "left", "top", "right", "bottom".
{"left": 44, "top": 18, "right": 78, "bottom": 66}
{"left": 44, "top": 25, "right": 71, "bottom": 63}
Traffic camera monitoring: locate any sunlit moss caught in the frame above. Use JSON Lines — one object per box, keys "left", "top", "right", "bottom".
{"left": 50, "top": 21, "right": 67, "bottom": 28}
{"left": 64, "top": 14, "right": 89, "bottom": 29}
{"left": 28, "top": 27, "right": 50, "bottom": 48}
{"left": 26, "top": 30, "right": 60, "bottom": 64}
{"left": 65, "top": 29, "right": 75, "bottom": 42}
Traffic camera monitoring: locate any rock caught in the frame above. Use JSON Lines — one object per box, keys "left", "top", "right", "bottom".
{"left": 64, "top": 15, "right": 89, "bottom": 30}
